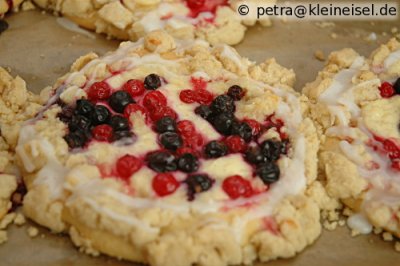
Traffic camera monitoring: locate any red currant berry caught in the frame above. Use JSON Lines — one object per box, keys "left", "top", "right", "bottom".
{"left": 150, "top": 106, "right": 177, "bottom": 121}
{"left": 152, "top": 173, "right": 180, "bottom": 197}
{"left": 177, "top": 120, "right": 196, "bottom": 136}
{"left": 92, "top": 125, "right": 113, "bottom": 142}
{"left": 383, "top": 139, "right": 400, "bottom": 159}
{"left": 186, "top": 0, "right": 205, "bottom": 9}
{"left": 122, "top": 79, "right": 145, "bottom": 97}
{"left": 222, "top": 175, "right": 253, "bottom": 199}
{"left": 392, "top": 160, "right": 400, "bottom": 171}
{"left": 183, "top": 134, "right": 204, "bottom": 148}
{"left": 124, "top": 103, "right": 147, "bottom": 119}
{"left": 179, "top": 90, "right": 197, "bottom": 103}
{"left": 142, "top": 91, "right": 167, "bottom": 110}
{"left": 225, "top": 136, "right": 247, "bottom": 153}
{"left": 379, "top": 82, "right": 395, "bottom": 98}
{"left": 88, "top": 81, "right": 111, "bottom": 101}
{"left": 195, "top": 89, "right": 213, "bottom": 105}
{"left": 116, "top": 154, "right": 142, "bottom": 179}
{"left": 180, "top": 89, "right": 213, "bottom": 105}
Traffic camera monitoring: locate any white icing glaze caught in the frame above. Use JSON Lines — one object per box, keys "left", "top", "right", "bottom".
{"left": 319, "top": 56, "right": 367, "bottom": 123}
{"left": 16, "top": 131, "right": 36, "bottom": 173}
{"left": 66, "top": 180, "right": 160, "bottom": 233}
{"left": 219, "top": 45, "right": 248, "bottom": 73}
{"left": 347, "top": 213, "right": 373, "bottom": 234}
{"left": 326, "top": 125, "right": 359, "bottom": 139}
{"left": 339, "top": 141, "right": 364, "bottom": 166}
{"left": 59, "top": 85, "right": 87, "bottom": 104}
{"left": 384, "top": 49, "right": 400, "bottom": 70}
{"left": 319, "top": 57, "right": 364, "bottom": 104}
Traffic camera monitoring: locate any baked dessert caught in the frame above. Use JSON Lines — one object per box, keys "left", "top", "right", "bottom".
{"left": 31, "top": 0, "right": 275, "bottom": 45}
{"left": 0, "top": 0, "right": 24, "bottom": 17}
{"left": 0, "top": 67, "right": 42, "bottom": 221}
{"left": 303, "top": 39, "right": 400, "bottom": 237}
{"left": 16, "top": 31, "right": 321, "bottom": 265}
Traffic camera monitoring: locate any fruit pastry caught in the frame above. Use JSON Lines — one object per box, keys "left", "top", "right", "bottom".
{"left": 31, "top": 0, "right": 275, "bottom": 45}
{"left": 0, "top": 67, "right": 42, "bottom": 221}
{"left": 0, "top": 0, "right": 24, "bottom": 18}
{"left": 16, "top": 30, "right": 321, "bottom": 266}
{"left": 303, "top": 39, "right": 400, "bottom": 237}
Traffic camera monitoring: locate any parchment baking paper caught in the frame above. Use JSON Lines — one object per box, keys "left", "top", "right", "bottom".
{"left": 0, "top": 9, "right": 399, "bottom": 266}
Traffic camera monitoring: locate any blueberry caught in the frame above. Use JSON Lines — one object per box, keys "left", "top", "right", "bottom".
{"left": 185, "top": 174, "right": 213, "bottom": 200}
{"left": 210, "top": 95, "right": 235, "bottom": 114}
{"left": 113, "top": 130, "right": 134, "bottom": 141}
{"left": 160, "top": 132, "right": 183, "bottom": 151}
{"left": 244, "top": 146, "right": 267, "bottom": 165}
{"left": 57, "top": 105, "right": 75, "bottom": 123}
{"left": 227, "top": 85, "right": 245, "bottom": 101}
{"left": 394, "top": 78, "right": 400, "bottom": 95}
{"left": 75, "top": 99, "right": 94, "bottom": 117}
{"left": 109, "top": 91, "right": 134, "bottom": 113}
{"left": 0, "top": 20, "right": 8, "bottom": 34}
{"left": 144, "top": 74, "right": 162, "bottom": 90}
{"left": 64, "top": 130, "right": 87, "bottom": 149}
{"left": 91, "top": 105, "right": 111, "bottom": 125}
{"left": 177, "top": 153, "right": 199, "bottom": 173}
{"left": 195, "top": 105, "right": 213, "bottom": 120}
{"left": 155, "top": 116, "right": 176, "bottom": 133}
{"left": 231, "top": 122, "right": 252, "bottom": 142}
{"left": 204, "top": 141, "right": 228, "bottom": 158}
{"left": 256, "top": 162, "right": 280, "bottom": 185}
{"left": 146, "top": 151, "right": 177, "bottom": 172}
{"left": 68, "top": 115, "right": 92, "bottom": 132}
{"left": 260, "top": 140, "right": 282, "bottom": 161}
{"left": 212, "top": 113, "right": 235, "bottom": 135}
{"left": 109, "top": 115, "right": 130, "bottom": 131}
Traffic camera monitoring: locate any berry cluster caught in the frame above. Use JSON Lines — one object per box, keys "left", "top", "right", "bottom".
{"left": 59, "top": 99, "right": 133, "bottom": 149}
{"left": 378, "top": 78, "right": 400, "bottom": 98}
{"left": 194, "top": 85, "right": 288, "bottom": 190}
{"left": 194, "top": 86, "right": 251, "bottom": 139}
{"left": 145, "top": 149, "right": 213, "bottom": 200}
{"left": 59, "top": 75, "right": 292, "bottom": 201}
{"left": 59, "top": 74, "right": 166, "bottom": 149}
{"left": 83, "top": 74, "right": 211, "bottom": 200}
{"left": 146, "top": 114, "right": 211, "bottom": 200}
